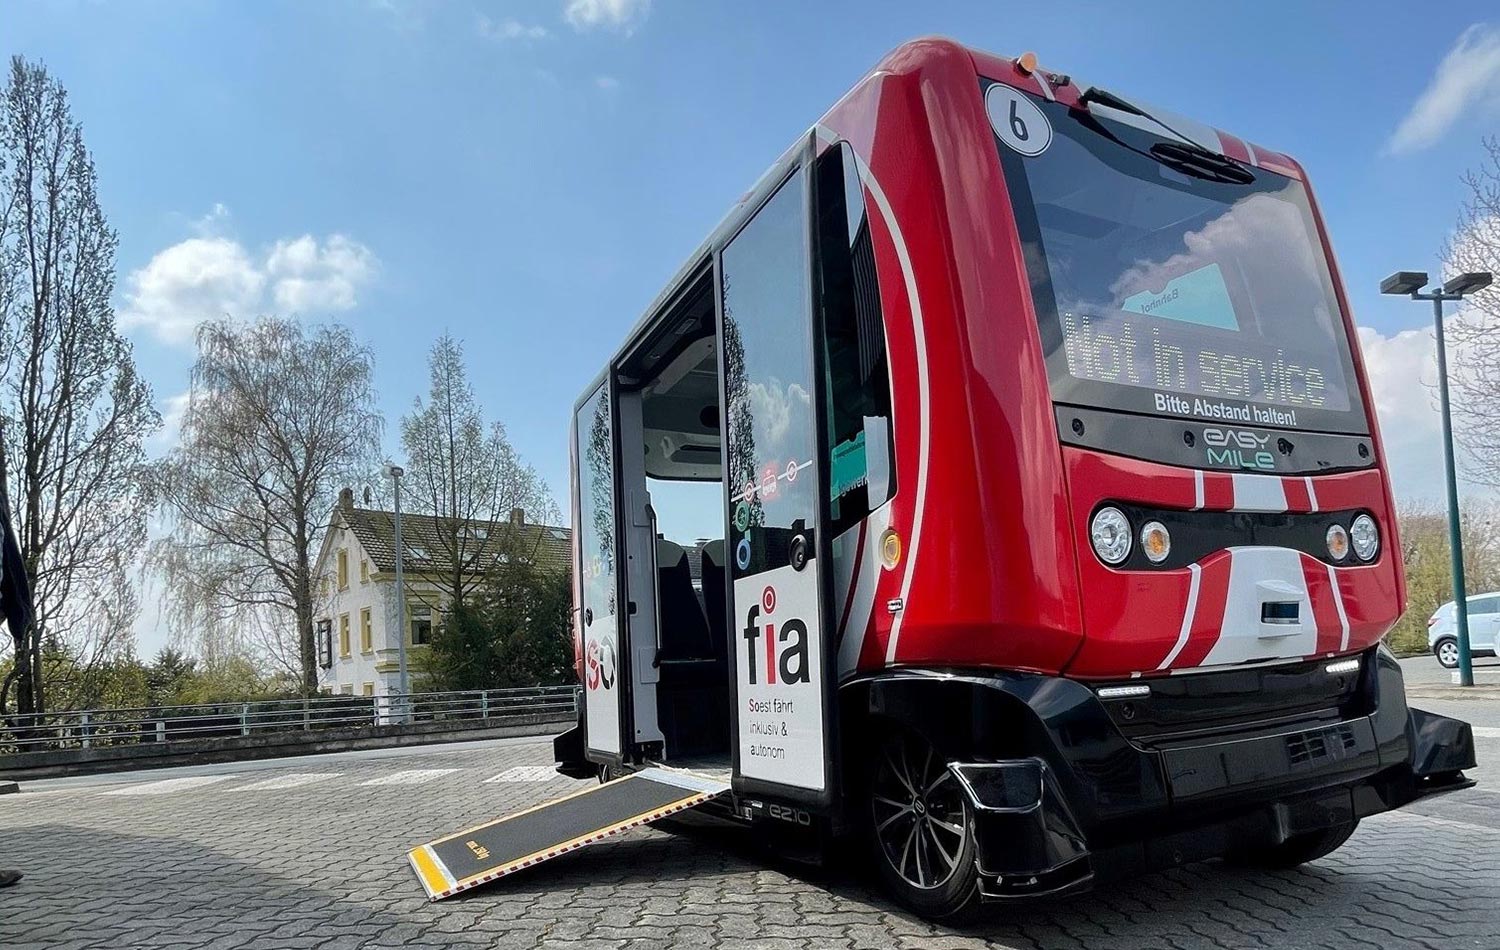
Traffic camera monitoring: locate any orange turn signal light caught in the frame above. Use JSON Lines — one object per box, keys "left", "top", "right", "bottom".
{"left": 1016, "top": 51, "right": 1038, "bottom": 75}
{"left": 880, "top": 529, "right": 902, "bottom": 570}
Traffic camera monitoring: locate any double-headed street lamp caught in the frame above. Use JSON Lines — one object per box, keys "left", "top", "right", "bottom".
{"left": 1381, "top": 269, "right": 1493, "bottom": 686}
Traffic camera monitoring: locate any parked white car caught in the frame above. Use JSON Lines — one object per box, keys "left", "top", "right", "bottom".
{"left": 1429, "top": 592, "right": 1500, "bottom": 668}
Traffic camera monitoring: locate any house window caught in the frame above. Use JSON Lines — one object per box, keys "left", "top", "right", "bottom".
{"left": 340, "top": 684, "right": 354, "bottom": 696}
{"left": 339, "top": 613, "right": 351, "bottom": 657}
{"left": 362, "top": 683, "right": 375, "bottom": 697}
{"left": 317, "top": 619, "right": 333, "bottom": 668}
{"left": 360, "top": 559, "right": 369, "bottom": 584}
{"left": 411, "top": 605, "right": 433, "bottom": 646}
{"left": 337, "top": 549, "right": 349, "bottom": 589}
{"left": 360, "top": 607, "right": 373, "bottom": 653}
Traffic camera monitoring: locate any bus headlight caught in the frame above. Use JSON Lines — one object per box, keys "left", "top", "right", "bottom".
{"left": 1140, "top": 521, "right": 1171, "bottom": 564}
{"left": 1325, "top": 524, "right": 1349, "bottom": 562}
{"left": 1091, "top": 507, "right": 1132, "bottom": 565}
{"left": 1350, "top": 514, "right": 1379, "bottom": 561}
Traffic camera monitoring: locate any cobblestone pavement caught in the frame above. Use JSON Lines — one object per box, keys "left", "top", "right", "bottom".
{"left": 2, "top": 734, "right": 1498, "bottom": 950}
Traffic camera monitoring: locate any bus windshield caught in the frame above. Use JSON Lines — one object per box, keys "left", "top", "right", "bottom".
{"left": 989, "top": 81, "right": 1369, "bottom": 435}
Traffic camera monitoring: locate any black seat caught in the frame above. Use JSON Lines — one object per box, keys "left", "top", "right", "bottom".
{"left": 655, "top": 538, "right": 730, "bottom": 759}
{"left": 700, "top": 540, "right": 728, "bottom": 664}
{"left": 655, "top": 539, "right": 712, "bottom": 661}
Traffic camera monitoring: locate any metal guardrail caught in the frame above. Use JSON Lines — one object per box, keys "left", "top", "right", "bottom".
{"left": 0, "top": 686, "right": 578, "bottom": 754}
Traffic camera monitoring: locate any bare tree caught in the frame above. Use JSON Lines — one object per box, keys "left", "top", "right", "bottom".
{"left": 400, "top": 334, "right": 554, "bottom": 610}
{"left": 151, "top": 318, "right": 381, "bottom": 694}
{"left": 1442, "top": 137, "right": 1500, "bottom": 487}
{"left": 0, "top": 57, "right": 159, "bottom": 717}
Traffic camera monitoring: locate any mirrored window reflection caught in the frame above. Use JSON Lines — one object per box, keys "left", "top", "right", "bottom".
{"left": 814, "top": 142, "right": 895, "bottom": 536}
{"left": 721, "top": 173, "right": 813, "bottom": 578}
{"left": 576, "top": 384, "right": 616, "bottom": 617}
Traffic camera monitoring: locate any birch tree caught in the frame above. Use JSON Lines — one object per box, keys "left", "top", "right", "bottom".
{"left": 151, "top": 318, "right": 381, "bottom": 694}
{"left": 0, "top": 56, "right": 159, "bottom": 717}
{"left": 1443, "top": 137, "right": 1500, "bottom": 487}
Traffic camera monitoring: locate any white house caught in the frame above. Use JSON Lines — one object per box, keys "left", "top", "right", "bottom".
{"left": 313, "top": 488, "right": 571, "bottom": 697}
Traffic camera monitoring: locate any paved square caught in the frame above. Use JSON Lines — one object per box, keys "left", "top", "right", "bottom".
{"left": 1, "top": 731, "right": 1497, "bottom": 950}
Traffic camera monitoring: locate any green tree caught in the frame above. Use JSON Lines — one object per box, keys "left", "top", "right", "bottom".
{"left": 145, "top": 647, "right": 199, "bottom": 707}
{"left": 173, "top": 655, "right": 275, "bottom": 705}
{"left": 419, "top": 540, "right": 571, "bottom": 691}
{"left": 0, "top": 56, "right": 159, "bottom": 716}
{"left": 400, "top": 334, "right": 554, "bottom": 613}
{"left": 1386, "top": 499, "right": 1500, "bottom": 655}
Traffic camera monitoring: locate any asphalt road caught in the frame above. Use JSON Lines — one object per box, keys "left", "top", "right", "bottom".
{"left": 2, "top": 680, "right": 1498, "bottom": 950}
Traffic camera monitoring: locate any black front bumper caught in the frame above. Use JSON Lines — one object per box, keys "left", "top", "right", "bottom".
{"left": 866, "top": 646, "right": 1476, "bottom": 898}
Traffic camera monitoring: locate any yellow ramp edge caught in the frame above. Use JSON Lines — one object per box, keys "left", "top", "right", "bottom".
{"left": 406, "top": 767, "right": 729, "bottom": 901}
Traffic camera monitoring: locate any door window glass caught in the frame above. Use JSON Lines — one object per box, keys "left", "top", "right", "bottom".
{"left": 721, "top": 172, "right": 813, "bottom": 578}
{"left": 814, "top": 142, "right": 895, "bottom": 536}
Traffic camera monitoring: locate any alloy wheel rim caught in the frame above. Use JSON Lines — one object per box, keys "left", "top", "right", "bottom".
{"left": 1440, "top": 642, "right": 1458, "bottom": 666}
{"left": 871, "top": 734, "right": 968, "bottom": 890}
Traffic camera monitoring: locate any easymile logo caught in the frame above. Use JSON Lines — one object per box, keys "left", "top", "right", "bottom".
{"left": 1203, "top": 426, "right": 1276, "bottom": 471}
{"left": 742, "top": 585, "right": 811, "bottom": 686}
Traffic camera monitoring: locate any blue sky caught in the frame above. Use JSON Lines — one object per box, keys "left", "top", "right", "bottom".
{"left": 10, "top": 1, "right": 1500, "bottom": 650}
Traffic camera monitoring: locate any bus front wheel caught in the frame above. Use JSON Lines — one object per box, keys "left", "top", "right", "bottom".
{"left": 866, "top": 729, "right": 980, "bottom": 919}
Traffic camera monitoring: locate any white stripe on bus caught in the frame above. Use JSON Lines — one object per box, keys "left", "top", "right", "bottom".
{"left": 1157, "top": 563, "right": 1202, "bottom": 670}
{"left": 813, "top": 122, "right": 930, "bottom": 667}
{"left": 1230, "top": 473, "right": 1287, "bottom": 512}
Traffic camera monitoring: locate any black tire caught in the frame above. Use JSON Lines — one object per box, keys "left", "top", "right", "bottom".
{"left": 866, "top": 730, "right": 980, "bottom": 919}
{"left": 1434, "top": 637, "right": 1460, "bottom": 670}
{"left": 1226, "top": 820, "right": 1359, "bottom": 869}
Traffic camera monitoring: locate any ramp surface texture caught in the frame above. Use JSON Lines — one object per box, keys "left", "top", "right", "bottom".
{"left": 407, "top": 767, "right": 728, "bottom": 900}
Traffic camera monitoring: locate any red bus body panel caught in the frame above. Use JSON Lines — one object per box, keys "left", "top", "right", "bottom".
{"left": 816, "top": 39, "right": 1402, "bottom": 681}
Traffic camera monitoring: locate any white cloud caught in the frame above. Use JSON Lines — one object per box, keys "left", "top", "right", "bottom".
{"left": 1387, "top": 23, "right": 1500, "bottom": 154}
{"left": 148, "top": 390, "right": 193, "bottom": 453}
{"left": 120, "top": 237, "right": 266, "bottom": 344}
{"left": 266, "top": 234, "right": 378, "bottom": 314}
{"left": 478, "top": 15, "right": 549, "bottom": 41}
{"left": 564, "top": 0, "right": 649, "bottom": 33}
{"left": 121, "top": 211, "right": 378, "bottom": 346}
{"left": 1357, "top": 319, "right": 1493, "bottom": 502}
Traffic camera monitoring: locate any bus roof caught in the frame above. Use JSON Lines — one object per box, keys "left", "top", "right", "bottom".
{"left": 587, "top": 36, "right": 1308, "bottom": 406}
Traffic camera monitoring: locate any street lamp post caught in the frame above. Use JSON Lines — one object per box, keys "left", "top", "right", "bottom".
{"left": 384, "top": 463, "right": 410, "bottom": 713}
{"left": 1381, "top": 270, "right": 1493, "bottom": 687}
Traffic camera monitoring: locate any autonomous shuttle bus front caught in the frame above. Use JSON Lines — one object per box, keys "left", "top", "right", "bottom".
{"left": 545, "top": 38, "right": 1476, "bottom": 918}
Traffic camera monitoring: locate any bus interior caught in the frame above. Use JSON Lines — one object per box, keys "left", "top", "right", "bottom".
{"left": 603, "top": 140, "right": 894, "bottom": 775}
{"left": 616, "top": 266, "right": 734, "bottom": 769}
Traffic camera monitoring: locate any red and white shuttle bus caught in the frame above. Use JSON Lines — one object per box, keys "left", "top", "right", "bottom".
{"left": 547, "top": 38, "right": 1477, "bottom": 916}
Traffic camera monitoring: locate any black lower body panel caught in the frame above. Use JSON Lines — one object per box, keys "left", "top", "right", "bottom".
{"left": 858, "top": 645, "right": 1476, "bottom": 900}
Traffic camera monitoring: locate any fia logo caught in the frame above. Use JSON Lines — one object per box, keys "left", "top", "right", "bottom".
{"left": 742, "top": 585, "right": 811, "bottom": 686}
{"left": 585, "top": 637, "right": 616, "bottom": 691}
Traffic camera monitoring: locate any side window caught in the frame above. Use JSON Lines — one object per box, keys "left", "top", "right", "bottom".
{"left": 814, "top": 141, "right": 895, "bottom": 536}
{"left": 721, "top": 171, "right": 813, "bottom": 576}
{"left": 1470, "top": 596, "right": 1498, "bottom": 616}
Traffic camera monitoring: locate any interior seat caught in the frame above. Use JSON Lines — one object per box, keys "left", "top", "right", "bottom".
{"left": 654, "top": 537, "right": 728, "bottom": 759}
{"left": 655, "top": 538, "right": 712, "bottom": 661}
{"left": 700, "top": 540, "right": 728, "bottom": 664}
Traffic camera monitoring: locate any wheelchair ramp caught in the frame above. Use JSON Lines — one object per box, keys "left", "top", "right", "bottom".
{"left": 407, "top": 767, "right": 729, "bottom": 901}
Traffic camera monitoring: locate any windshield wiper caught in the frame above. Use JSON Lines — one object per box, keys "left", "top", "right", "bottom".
{"left": 1073, "top": 86, "right": 1256, "bottom": 185}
